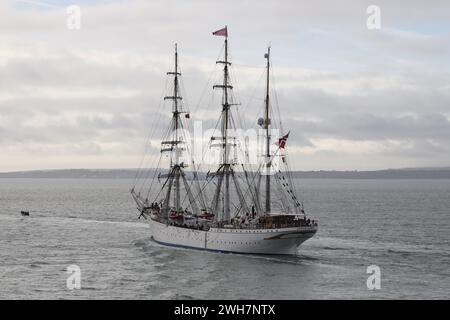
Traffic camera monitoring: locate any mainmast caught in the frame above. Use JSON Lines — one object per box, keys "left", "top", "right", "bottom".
{"left": 210, "top": 26, "right": 250, "bottom": 222}
{"left": 212, "top": 27, "right": 232, "bottom": 222}
{"left": 223, "top": 35, "right": 231, "bottom": 222}
{"left": 217, "top": 33, "right": 232, "bottom": 220}
{"left": 264, "top": 46, "right": 271, "bottom": 214}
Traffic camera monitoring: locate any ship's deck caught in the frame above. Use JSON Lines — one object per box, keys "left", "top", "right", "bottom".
{"left": 149, "top": 213, "right": 318, "bottom": 232}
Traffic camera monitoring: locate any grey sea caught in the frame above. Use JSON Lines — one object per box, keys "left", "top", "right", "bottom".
{"left": 0, "top": 178, "right": 449, "bottom": 299}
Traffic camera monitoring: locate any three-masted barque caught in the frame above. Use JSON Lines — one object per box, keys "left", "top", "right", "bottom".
{"left": 131, "top": 27, "right": 317, "bottom": 254}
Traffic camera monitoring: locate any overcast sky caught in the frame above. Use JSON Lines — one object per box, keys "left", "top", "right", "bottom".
{"left": 0, "top": 0, "right": 449, "bottom": 171}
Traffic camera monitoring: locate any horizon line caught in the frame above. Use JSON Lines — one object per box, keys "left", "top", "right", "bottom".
{"left": 1, "top": 166, "right": 450, "bottom": 174}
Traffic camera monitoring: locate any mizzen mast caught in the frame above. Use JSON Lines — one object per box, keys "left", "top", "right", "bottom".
{"left": 264, "top": 46, "right": 271, "bottom": 214}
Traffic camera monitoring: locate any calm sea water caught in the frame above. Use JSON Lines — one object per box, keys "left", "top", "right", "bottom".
{"left": 0, "top": 178, "right": 449, "bottom": 299}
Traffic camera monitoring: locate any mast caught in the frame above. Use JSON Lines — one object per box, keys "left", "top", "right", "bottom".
{"left": 173, "top": 44, "right": 180, "bottom": 212}
{"left": 163, "top": 43, "right": 183, "bottom": 212}
{"left": 223, "top": 35, "right": 230, "bottom": 222}
{"left": 210, "top": 27, "right": 251, "bottom": 222}
{"left": 264, "top": 46, "right": 271, "bottom": 214}
{"left": 212, "top": 27, "right": 233, "bottom": 222}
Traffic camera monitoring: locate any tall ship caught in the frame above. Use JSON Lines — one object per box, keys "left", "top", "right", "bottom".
{"left": 131, "top": 27, "right": 317, "bottom": 255}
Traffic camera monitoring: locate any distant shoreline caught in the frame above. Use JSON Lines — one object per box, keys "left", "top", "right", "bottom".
{"left": 1, "top": 168, "right": 450, "bottom": 179}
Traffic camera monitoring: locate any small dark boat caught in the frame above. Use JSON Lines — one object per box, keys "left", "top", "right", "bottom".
{"left": 21, "top": 211, "right": 30, "bottom": 216}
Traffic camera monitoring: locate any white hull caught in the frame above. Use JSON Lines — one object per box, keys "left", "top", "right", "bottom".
{"left": 148, "top": 218, "right": 317, "bottom": 255}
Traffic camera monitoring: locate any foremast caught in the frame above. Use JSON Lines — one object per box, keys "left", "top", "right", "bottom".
{"left": 160, "top": 44, "right": 199, "bottom": 217}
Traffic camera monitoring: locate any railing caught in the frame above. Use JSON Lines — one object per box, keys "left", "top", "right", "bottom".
{"left": 151, "top": 213, "right": 318, "bottom": 231}
{"left": 212, "top": 221, "right": 318, "bottom": 230}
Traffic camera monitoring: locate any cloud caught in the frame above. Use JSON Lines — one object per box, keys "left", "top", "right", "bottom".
{"left": 0, "top": 0, "right": 449, "bottom": 171}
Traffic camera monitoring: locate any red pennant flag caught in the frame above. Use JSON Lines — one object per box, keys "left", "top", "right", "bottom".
{"left": 276, "top": 131, "right": 290, "bottom": 149}
{"left": 212, "top": 26, "right": 228, "bottom": 37}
